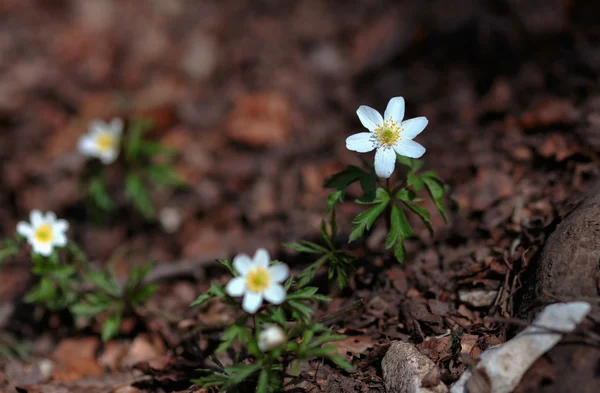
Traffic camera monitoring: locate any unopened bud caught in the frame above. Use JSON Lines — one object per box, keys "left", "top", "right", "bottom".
{"left": 258, "top": 325, "right": 286, "bottom": 352}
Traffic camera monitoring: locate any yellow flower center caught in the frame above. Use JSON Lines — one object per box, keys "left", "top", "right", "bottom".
{"left": 374, "top": 119, "right": 403, "bottom": 147}
{"left": 95, "top": 132, "right": 115, "bottom": 153}
{"left": 34, "top": 224, "right": 53, "bottom": 244}
{"left": 246, "top": 268, "right": 271, "bottom": 293}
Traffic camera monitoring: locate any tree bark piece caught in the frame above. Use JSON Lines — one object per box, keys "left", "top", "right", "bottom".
{"left": 516, "top": 180, "right": 600, "bottom": 318}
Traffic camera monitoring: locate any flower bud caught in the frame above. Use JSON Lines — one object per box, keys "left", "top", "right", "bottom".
{"left": 258, "top": 325, "right": 286, "bottom": 352}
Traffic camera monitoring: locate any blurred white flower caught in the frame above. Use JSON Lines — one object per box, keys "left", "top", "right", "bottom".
{"left": 225, "top": 248, "right": 289, "bottom": 314}
{"left": 346, "top": 97, "right": 428, "bottom": 178}
{"left": 78, "top": 118, "right": 123, "bottom": 164}
{"left": 258, "top": 324, "right": 286, "bottom": 352}
{"left": 17, "top": 210, "right": 69, "bottom": 256}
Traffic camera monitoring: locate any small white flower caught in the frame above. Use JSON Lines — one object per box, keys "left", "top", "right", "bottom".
{"left": 77, "top": 118, "right": 123, "bottom": 164}
{"left": 346, "top": 97, "right": 428, "bottom": 178}
{"left": 258, "top": 324, "right": 286, "bottom": 352}
{"left": 16, "top": 210, "right": 69, "bottom": 256}
{"left": 225, "top": 248, "right": 289, "bottom": 314}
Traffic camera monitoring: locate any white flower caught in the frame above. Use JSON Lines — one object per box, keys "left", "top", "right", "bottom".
{"left": 346, "top": 97, "right": 428, "bottom": 179}
{"left": 258, "top": 324, "right": 286, "bottom": 352}
{"left": 225, "top": 248, "right": 289, "bottom": 314}
{"left": 77, "top": 118, "right": 123, "bottom": 164}
{"left": 16, "top": 210, "right": 69, "bottom": 256}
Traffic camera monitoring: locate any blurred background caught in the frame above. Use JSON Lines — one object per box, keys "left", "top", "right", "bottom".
{"left": 0, "top": 0, "right": 600, "bottom": 390}
{"left": 0, "top": 0, "right": 599, "bottom": 268}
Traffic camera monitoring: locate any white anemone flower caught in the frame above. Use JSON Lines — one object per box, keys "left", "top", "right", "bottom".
{"left": 225, "top": 248, "right": 289, "bottom": 314}
{"left": 258, "top": 324, "right": 286, "bottom": 352}
{"left": 77, "top": 118, "right": 123, "bottom": 164}
{"left": 346, "top": 97, "right": 428, "bottom": 178}
{"left": 16, "top": 210, "right": 69, "bottom": 256}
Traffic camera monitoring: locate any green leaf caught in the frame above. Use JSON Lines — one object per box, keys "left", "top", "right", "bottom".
{"left": 125, "top": 119, "right": 152, "bottom": 162}
{"left": 385, "top": 205, "right": 413, "bottom": 249}
{"left": 396, "top": 155, "right": 424, "bottom": 172}
{"left": 190, "top": 283, "right": 226, "bottom": 307}
{"left": 256, "top": 369, "right": 269, "bottom": 393}
{"left": 102, "top": 313, "right": 122, "bottom": 341}
{"left": 320, "top": 219, "right": 334, "bottom": 250}
{"left": 326, "top": 190, "right": 344, "bottom": 213}
{"left": 216, "top": 323, "right": 251, "bottom": 353}
{"left": 146, "top": 164, "right": 184, "bottom": 188}
{"left": 284, "top": 241, "right": 328, "bottom": 254}
{"left": 349, "top": 188, "right": 390, "bottom": 242}
{"left": 403, "top": 202, "right": 433, "bottom": 233}
{"left": 422, "top": 176, "right": 448, "bottom": 223}
{"left": 125, "top": 173, "right": 155, "bottom": 219}
{"left": 407, "top": 171, "right": 424, "bottom": 191}
{"left": 324, "top": 165, "right": 366, "bottom": 190}
{"left": 70, "top": 300, "right": 113, "bottom": 317}
{"left": 359, "top": 168, "right": 377, "bottom": 196}
{"left": 138, "top": 141, "right": 178, "bottom": 158}
{"left": 88, "top": 176, "right": 116, "bottom": 211}
{"left": 394, "top": 237, "right": 406, "bottom": 263}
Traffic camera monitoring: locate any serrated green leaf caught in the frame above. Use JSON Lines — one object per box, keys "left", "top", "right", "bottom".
{"left": 394, "top": 237, "right": 406, "bottom": 263}
{"left": 422, "top": 176, "right": 448, "bottom": 223}
{"left": 324, "top": 165, "right": 365, "bottom": 189}
{"left": 385, "top": 205, "right": 412, "bottom": 248}
{"left": 407, "top": 171, "right": 424, "bottom": 191}
{"left": 101, "top": 313, "right": 121, "bottom": 341}
{"left": 356, "top": 187, "right": 390, "bottom": 205}
{"left": 359, "top": 168, "right": 377, "bottom": 196}
{"left": 326, "top": 190, "right": 344, "bottom": 213}
{"left": 403, "top": 202, "right": 433, "bottom": 233}
{"left": 284, "top": 241, "right": 328, "bottom": 254}
{"left": 349, "top": 188, "right": 390, "bottom": 242}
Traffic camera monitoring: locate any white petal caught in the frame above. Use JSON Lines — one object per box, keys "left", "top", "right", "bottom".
{"left": 99, "top": 149, "right": 119, "bottom": 164}
{"left": 242, "top": 291, "right": 263, "bottom": 314}
{"left": 54, "top": 219, "right": 69, "bottom": 233}
{"left": 346, "top": 133, "right": 375, "bottom": 153}
{"left": 268, "top": 264, "right": 289, "bottom": 283}
{"left": 30, "top": 210, "right": 43, "bottom": 227}
{"left": 78, "top": 136, "right": 99, "bottom": 156}
{"left": 33, "top": 241, "right": 53, "bottom": 257}
{"left": 384, "top": 97, "right": 405, "bottom": 122}
{"left": 394, "top": 140, "right": 426, "bottom": 158}
{"left": 45, "top": 211, "right": 56, "bottom": 223}
{"left": 356, "top": 106, "right": 383, "bottom": 132}
{"left": 253, "top": 248, "right": 270, "bottom": 269}
{"left": 263, "top": 284, "right": 286, "bottom": 304}
{"left": 374, "top": 148, "right": 396, "bottom": 178}
{"left": 53, "top": 232, "right": 67, "bottom": 247}
{"left": 109, "top": 118, "right": 124, "bottom": 135}
{"left": 89, "top": 120, "right": 108, "bottom": 135}
{"left": 16, "top": 222, "right": 33, "bottom": 238}
{"left": 226, "top": 276, "right": 246, "bottom": 297}
{"left": 401, "top": 117, "right": 428, "bottom": 140}
{"left": 233, "top": 254, "right": 252, "bottom": 275}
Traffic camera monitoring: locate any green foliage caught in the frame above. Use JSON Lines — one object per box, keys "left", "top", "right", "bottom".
{"left": 189, "top": 255, "right": 351, "bottom": 393}
{"left": 349, "top": 187, "right": 390, "bottom": 242}
{"left": 0, "top": 238, "right": 20, "bottom": 265}
{"left": 190, "top": 283, "right": 227, "bottom": 307}
{"left": 84, "top": 118, "right": 185, "bottom": 220}
{"left": 9, "top": 238, "right": 157, "bottom": 342}
{"left": 71, "top": 264, "right": 157, "bottom": 341}
{"left": 285, "top": 208, "right": 356, "bottom": 289}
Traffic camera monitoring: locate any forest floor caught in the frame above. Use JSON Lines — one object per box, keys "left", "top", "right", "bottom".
{"left": 0, "top": 1, "right": 599, "bottom": 392}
